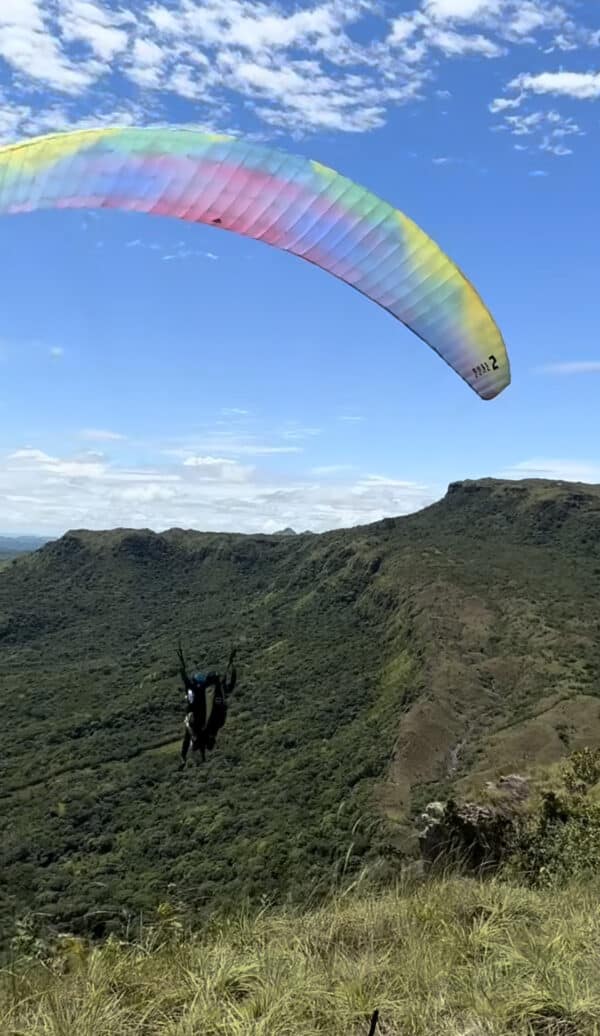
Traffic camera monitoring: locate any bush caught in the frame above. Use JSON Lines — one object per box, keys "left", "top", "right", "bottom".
{"left": 508, "top": 750, "right": 600, "bottom": 887}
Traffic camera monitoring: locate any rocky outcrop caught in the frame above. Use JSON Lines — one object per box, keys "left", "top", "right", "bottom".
{"left": 418, "top": 775, "right": 530, "bottom": 873}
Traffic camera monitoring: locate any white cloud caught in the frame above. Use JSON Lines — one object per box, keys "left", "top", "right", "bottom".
{"left": 493, "top": 106, "right": 583, "bottom": 157}
{"left": 504, "top": 110, "right": 546, "bottom": 135}
{"left": 126, "top": 37, "right": 166, "bottom": 88}
{"left": 394, "top": 0, "right": 579, "bottom": 55}
{"left": 147, "top": 5, "right": 180, "bottom": 34}
{"left": 236, "top": 445, "right": 303, "bottom": 455}
{"left": 501, "top": 459, "right": 600, "bottom": 483}
{"left": 425, "top": 27, "right": 503, "bottom": 57}
{"left": 539, "top": 361, "right": 600, "bottom": 375}
{"left": 422, "top": 0, "right": 574, "bottom": 45}
{"left": 166, "top": 63, "right": 212, "bottom": 100}
{"left": 182, "top": 455, "right": 253, "bottom": 481}
{"left": 81, "top": 428, "right": 127, "bottom": 441}
{"left": 58, "top": 0, "right": 130, "bottom": 61}
{"left": 0, "top": 442, "right": 438, "bottom": 534}
{"left": 139, "top": 0, "right": 428, "bottom": 133}
{"left": 115, "top": 483, "right": 178, "bottom": 503}
{"left": 170, "top": 442, "right": 303, "bottom": 457}
{"left": 509, "top": 70, "right": 600, "bottom": 101}
{"left": 221, "top": 53, "right": 403, "bottom": 133}
{"left": 8, "top": 100, "right": 152, "bottom": 143}
{"left": 0, "top": 102, "right": 33, "bottom": 143}
{"left": 127, "top": 239, "right": 156, "bottom": 249}
{"left": 8, "top": 447, "right": 107, "bottom": 480}
{"left": 149, "top": 0, "right": 364, "bottom": 56}
{"left": 0, "top": 0, "right": 104, "bottom": 93}
{"left": 389, "top": 14, "right": 422, "bottom": 46}
{"left": 0, "top": 0, "right": 594, "bottom": 143}
{"left": 9, "top": 448, "right": 55, "bottom": 464}
{"left": 490, "top": 67, "right": 598, "bottom": 155}
{"left": 133, "top": 37, "right": 164, "bottom": 65}
{"left": 489, "top": 95, "right": 523, "bottom": 112}
{"left": 504, "top": 2, "right": 565, "bottom": 41}
{"left": 425, "top": 0, "right": 501, "bottom": 20}
{"left": 540, "top": 139, "right": 572, "bottom": 156}
{"left": 49, "top": 346, "right": 65, "bottom": 358}
{"left": 163, "top": 246, "right": 218, "bottom": 261}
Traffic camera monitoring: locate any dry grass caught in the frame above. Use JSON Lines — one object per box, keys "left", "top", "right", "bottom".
{"left": 3, "top": 875, "right": 600, "bottom": 1035}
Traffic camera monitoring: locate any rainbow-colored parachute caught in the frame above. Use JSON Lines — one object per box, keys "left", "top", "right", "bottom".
{"left": 0, "top": 127, "right": 509, "bottom": 399}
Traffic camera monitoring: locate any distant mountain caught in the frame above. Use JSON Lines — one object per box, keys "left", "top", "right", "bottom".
{"left": 274, "top": 527, "right": 297, "bottom": 536}
{"left": 1, "top": 477, "right": 600, "bottom": 945}
{"left": 0, "top": 534, "right": 53, "bottom": 554}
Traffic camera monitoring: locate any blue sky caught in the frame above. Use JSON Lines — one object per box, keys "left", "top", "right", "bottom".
{"left": 0, "top": 0, "right": 599, "bottom": 535}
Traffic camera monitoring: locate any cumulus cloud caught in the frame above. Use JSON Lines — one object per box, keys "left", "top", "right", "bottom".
{"left": 58, "top": 0, "right": 131, "bottom": 61}
{"left": 0, "top": 442, "right": 439, "bottom": 534}
{"left": 126, "top": 37, "right": 166, "bottom": 89}
{"left": 421, "top": 0, "right": 577, "bottom": 45}
{"left": 425, "top": 27, "right": 503, "bottom": 57}
{"left": 509, "top": 70, "right": 600, "bottom": 101}
{"left": 391, "top": 0, "right": 589, "bottom": 57}
{"left": 182, "top": 455, "right": 254, "bottom": 482}
{"left": 0, "top": 0, "right": 104, "bottom": 94}
{"left": 425, "top": 0, "right": 496, "bottom": 17}
{"left": 0, "top": 0, "right": 596, "bottom": 142}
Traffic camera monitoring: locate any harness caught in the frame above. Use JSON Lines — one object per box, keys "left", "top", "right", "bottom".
{"left": 177, "top": 641, "right": 235, "bottom": 754}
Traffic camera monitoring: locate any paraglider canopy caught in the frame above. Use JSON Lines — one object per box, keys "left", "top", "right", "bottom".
{"left": 0, "top": 126, "right": 510, "bottom": 400}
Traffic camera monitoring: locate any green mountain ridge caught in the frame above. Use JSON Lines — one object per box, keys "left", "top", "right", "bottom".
{"left": 1, "top": 477, "right": 600, "bottom": 945}
{"left": 0, "top": 536, "right": 53, "bottom": 572}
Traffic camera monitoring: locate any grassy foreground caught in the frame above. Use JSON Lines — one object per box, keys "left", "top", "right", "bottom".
{"left": 3, "top": 876, "right": 600, "bottom": 1035}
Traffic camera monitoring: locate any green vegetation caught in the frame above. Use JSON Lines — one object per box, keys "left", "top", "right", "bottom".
{"left": 415, "top": 747, "right": 600, "bottom": 890}
{"left": 4, "top": 875, "right": 600, "bottom": 1035}
{"left": 509, "top": 748, "right": 600, "bottom": 889}
{"left": 2, "top": 477, "right": 600, "bottom": 951}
